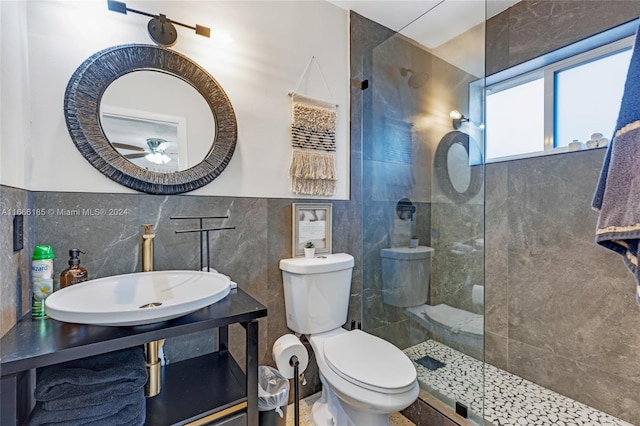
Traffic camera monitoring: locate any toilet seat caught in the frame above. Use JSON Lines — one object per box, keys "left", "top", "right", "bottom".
{"left": 323, "top": 329, "right": 416, "bottom": 394}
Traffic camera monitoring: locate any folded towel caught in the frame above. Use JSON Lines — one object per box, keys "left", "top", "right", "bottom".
{"left": 28, "top": 388, "right": 145, "bottom": 426}
{"left": 592, "top": 23, "right": 640, "bottom": 302}
{"left": 35, "top": 347, "right": 147, "bottom": 410}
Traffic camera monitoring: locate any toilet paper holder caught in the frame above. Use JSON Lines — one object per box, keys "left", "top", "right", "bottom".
{"left": 273, "top": 334, "right": 309, "bottom": 426}
{"left": 290, "top": 355, "right": 301, "bottom": 426}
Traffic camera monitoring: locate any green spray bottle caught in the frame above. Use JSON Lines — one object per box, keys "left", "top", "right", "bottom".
{"left": 31, "top": 245, "right": 55, "bottom": 319}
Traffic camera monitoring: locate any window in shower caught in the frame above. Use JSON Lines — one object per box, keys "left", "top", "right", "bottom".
{"left": 486, "top": 76, "right": 544, "bottom": 159}
{"left": 485, "top": 23, "right": 635, "bottom": 162}
{"left": 555, "top": 48, "right": 632, "bottom": 149}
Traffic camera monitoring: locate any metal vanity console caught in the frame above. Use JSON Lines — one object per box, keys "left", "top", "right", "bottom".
{"left": 0, "top": 288, "right": 267, "bottom": 426}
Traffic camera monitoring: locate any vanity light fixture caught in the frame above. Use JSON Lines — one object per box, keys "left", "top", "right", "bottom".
{"left": 107, "top": 0, "right": 210, "bottom": 47}
{"left": 449, "top": 110, "right": 470, "bottom": 130}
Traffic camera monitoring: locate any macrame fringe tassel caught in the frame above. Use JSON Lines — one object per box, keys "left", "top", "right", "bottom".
{"left": 290, "top": 148, "right": 337, "bottom": 196}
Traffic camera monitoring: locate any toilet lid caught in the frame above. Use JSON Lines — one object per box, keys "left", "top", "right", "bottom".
{"left": 323, "top": 330, "right": 416, "bottom": 394}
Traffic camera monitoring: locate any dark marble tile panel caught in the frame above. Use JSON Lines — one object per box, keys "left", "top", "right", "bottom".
{"left": 0, "top": 186, "right": 34, "bottom": 336}
{"left": 508, "top": 339, "right": 640, "bottom": 425}
{"left": 485, "top": 4, "right": 511, "bottom": 76}
{"left": 350, "top": 12, "right": 395, "bottom": 203}
{"left": 501, "top": 149, "right": 640, "bottom": 421}
{"left": 507, "top": 0, "right": 584, "bottom": 67}
{"left": 505, "top": 151, "right": 640, "bottom": 370}
{"left": 489, "top": 0, "right": 640, "bottom": 74}
{"left": 266, "top": 199, "right": 293, "bottom": 351}
{"left": 484, "top": 331, "right": 508, "bottom": 372}
{"left": 138, "top": 194, "right": 272, "bottom": 364}
{"left": 294, "top": 336, "right": 322, "bottom": 403}
{"left": 362, "top": 197, "right": 401, "bottom": 330}
{"left": 350, "top": 11, "right": 396, "bottom": 81}
{"left": 163, "top": 330, "right": 216, "bottom": 364}
{"left": 402, "top": 394, "right": 461, "bottom": 426}
{"left": 332, "top": 199, "right": 362, "bottom": 324}
{"left": 33, "top": 192, "right": 141, "bottom": 285}
{"left": 430, "top": 202, "right": 483, "bottom": 315}
{"left": 484, "top": 163, "right": 508, "bottom": 337}
{"left": 368, "top": 318, "right": 417, "bottom": 351}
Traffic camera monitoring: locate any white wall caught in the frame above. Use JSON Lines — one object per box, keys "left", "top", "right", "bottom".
{"left": 1, "top": 1, "right": 32, "bottom": 189}
{"left": 14, "top": 1, "right": 349, "bottom": 198}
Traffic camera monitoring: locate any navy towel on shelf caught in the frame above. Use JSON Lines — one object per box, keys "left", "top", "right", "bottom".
{"left": 28, "top": 347, "right": 147, "bottom": 426}
{"left": 34, "top": 347, "right": 147, "bottom": 410}
{"left": 28, "top": 388, "right": 145, "bottom": 426}
{"left": 592, "top": 22, "right": 640, "bottom": 303}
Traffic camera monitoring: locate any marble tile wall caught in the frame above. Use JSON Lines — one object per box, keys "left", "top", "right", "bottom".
{"left": 33, "top": 193, "right": 269, "bottom": 365}
{"left": 0, "top": 188, "right": 361, "bottom": 401}
{"left": 487, "top": 0, "right": 640, "bottom": 75}
{"left": 358, "top": 12, "right": 483, "bottom": 349}
{"left": 484, "top": 150, "right": 640, "bottom": 424}
{"left": 483, "top": 2, "right": 640, "bottom": 423}
{"left": 430, "top": 201, "right": 484, "bottom": 316}
{"left": 0, "top": 186, "right": 34, "bottom": 337}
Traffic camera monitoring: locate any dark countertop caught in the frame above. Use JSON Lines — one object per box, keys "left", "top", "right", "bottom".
{"left": 0, "top": 288, "right": 267, "bottom": 376}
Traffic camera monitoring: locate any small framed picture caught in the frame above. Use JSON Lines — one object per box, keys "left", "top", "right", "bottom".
{"left": 292, "top": 203, "right": 332, "bottom": 257}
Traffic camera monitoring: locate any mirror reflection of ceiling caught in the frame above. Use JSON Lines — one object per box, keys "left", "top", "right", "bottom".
{"left": 100, "top": 70, "right": 215, "bottom": 173}
{"left": 101, "top": 115, "right": 180, "bottom": 173}
{"left": 329, "top": 0, "right": 520, "bottom": 76}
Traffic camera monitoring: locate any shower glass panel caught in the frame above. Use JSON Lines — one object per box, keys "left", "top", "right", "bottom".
{"left": 360, "top": 2, "right": 486, "bottom": 422}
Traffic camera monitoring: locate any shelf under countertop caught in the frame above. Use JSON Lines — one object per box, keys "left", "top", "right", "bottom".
{"left": 0, "top": 288, "right": 267, "bottom": 376}
{"left": 145, "top": 351, "right": 247, "bottom": 426}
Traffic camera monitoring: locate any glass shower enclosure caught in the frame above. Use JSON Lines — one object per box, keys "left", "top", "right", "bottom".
{"left": 360, "top": 2, "right": 486, "bottom": 422}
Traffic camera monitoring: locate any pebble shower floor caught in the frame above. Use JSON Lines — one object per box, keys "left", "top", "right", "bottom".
{"left": 403, "top": 340, "right": 632, "bottom": 426}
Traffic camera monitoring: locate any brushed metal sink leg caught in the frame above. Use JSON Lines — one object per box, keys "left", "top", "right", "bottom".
{"left": 145, "top": 340, "right": 162, "bottom": 397}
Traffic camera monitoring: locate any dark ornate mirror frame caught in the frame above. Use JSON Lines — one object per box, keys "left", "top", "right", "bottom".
{"left": 64, "top": 44, "right": 237, "bottom": 195}
{"left": 434, "top": 130, "right": 483, "bottom": 203}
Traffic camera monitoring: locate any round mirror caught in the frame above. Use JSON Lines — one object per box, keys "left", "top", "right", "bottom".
{"left": 100, "top": 70, "right": 215, "bottom": 173}
{"left": 447, "top": 143, "right": 471, "bottom": 193}
{"left": 64, "top": 44, "right": 237, "bottom": 194}
{"left": 434, "top": 131, "right": 482, "bottom": 203}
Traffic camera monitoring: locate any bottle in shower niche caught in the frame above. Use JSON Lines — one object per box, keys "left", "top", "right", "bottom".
{"left": 31, "top": 245, "right": 55, "bottom": 319}
{"left": 60, "top": 248, "right": 89, "bottom": 288}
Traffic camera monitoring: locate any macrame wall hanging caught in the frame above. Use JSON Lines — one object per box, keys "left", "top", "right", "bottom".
{"left": 289, "top": 56, "right": 338, "bottom": 196}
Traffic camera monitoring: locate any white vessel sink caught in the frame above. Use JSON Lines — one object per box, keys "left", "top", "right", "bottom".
{"left": 45, "top": 270, "right": 231, "bottom": 326}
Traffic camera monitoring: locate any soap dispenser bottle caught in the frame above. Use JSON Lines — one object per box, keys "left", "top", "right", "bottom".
{"left": 60, "top": 249, "right": 89, "bottom": 288}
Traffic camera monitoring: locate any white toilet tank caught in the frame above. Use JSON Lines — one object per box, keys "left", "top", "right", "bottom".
{"left": 279, "top": 253, "right": 354, "bottom": 334}
{"left": 380, "top": 246, "right": 434, "bottom": 307}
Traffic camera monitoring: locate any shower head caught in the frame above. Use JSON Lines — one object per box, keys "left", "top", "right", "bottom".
{"left": 400, "top": 67, "right": 429, "bottom": 89}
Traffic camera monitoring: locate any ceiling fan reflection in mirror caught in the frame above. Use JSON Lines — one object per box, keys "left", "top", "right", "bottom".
{"left": 113, "top": 138, "right": 174, "bottom": 165}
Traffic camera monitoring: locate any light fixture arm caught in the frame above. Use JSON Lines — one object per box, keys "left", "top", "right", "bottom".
{"left": 108, "top": 1, "right": 154, "bottom": 18}
{"left": 450, "top": 109, "right": 471, "bottom": 129}
{"left": 452, "top": 116, "right": 470, "bottom": 129}
{"left": 107, "top": 0, "right": 211, "bottom": 46}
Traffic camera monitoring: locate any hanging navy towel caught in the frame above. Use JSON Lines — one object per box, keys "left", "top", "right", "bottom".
{"left": 592, "top": 22, "right": 640, "bottom": 303}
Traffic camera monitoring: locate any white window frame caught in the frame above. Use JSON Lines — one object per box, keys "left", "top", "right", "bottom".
{"left": 484, "top": 20, "right": 637, "bottom": 163}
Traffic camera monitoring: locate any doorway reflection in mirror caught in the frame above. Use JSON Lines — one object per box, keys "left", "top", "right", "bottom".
{"left": 101, "top": 110, "right": 184, "bottom": 173}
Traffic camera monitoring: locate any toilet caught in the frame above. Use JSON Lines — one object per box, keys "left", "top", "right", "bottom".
{"left": 380, "top": 245, "right": 484, "bottom": 359}
{"left": 280, "top": 253, "right": 419, "bottom": 426}
{"left": 380, "top": 246, "right": 434, "bottom": 307}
